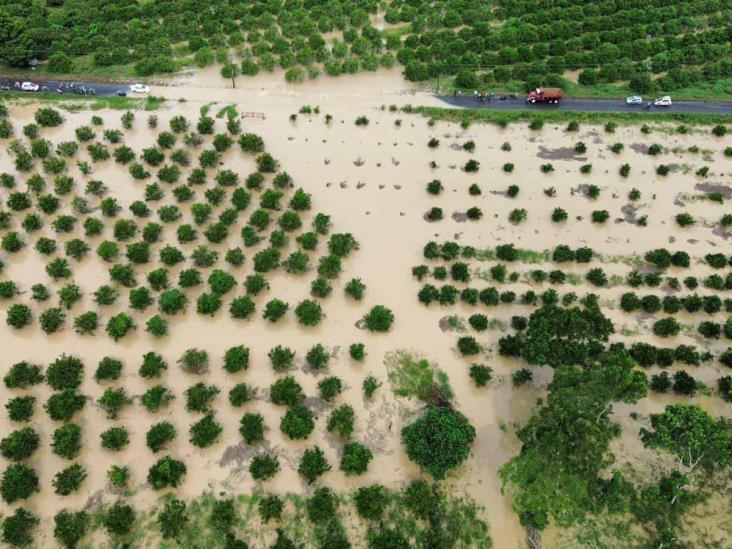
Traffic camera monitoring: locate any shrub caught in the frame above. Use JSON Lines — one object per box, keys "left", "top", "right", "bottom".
{"left": 53, "top": 510, "right": 87, "bottom": 548}
{"left": 98, "top": 387, "right": 132, "bottom": 419}
{"left": 259, "top": 495, "right": 284, "bottom": 523}
{"left": 0, "top": 464, "right": 38, "bottom": 503}
{"left": 148, "top": 455, "right": 187, "bottom": 490}
{"left": 269, "top": 346, "right": 295, "bottom": 371}
{"left": 6, "top": 304, "right": 32, "bottom": 329}
{"left": 270, "top": 377, "right": 304, "bottom": 407}
{"left": 189, "top": 414, "right": 222, "bottom": 447}
{"left": 104, "top": 501, "right": 135, "bottom": 536}
{"left": 318, "top": 376, "right": 343, "bottom": 401}
{"left": 146, "top": 421, "right": 176, "bottom": 453}
{"left": 673, "top": 371, "right": 697, "bottom": 396}
{"left": 340, "top": 442, "right": 373, "bottom": 475}
{"left": 46, "top": 354, "right": 84, "bottom": 391}
{"left": 401, "top": 407, "right": 476, "bottom": 479}
{"left": 6, "top": 396, "right": 35, "bottom": 423}
{"left": 363, "top": 305, "right": 394, "bottom": 332}
{"left": 178, "top": 348, "right": 209, "bottom": 374}
{"left": 295, "top": 299, "right": 323, "bottom": 326}
{"left": 653, "top": 317, "right": 681, "bottom": 337}
{"left": 306, "top": 344, "right": 330, "bottom": 370}
{"left": 158, "top": 499, "right": 188, "bottom": 540}
{"left": 2, "top": 508, "right": 38, "bottom": 546}
{"left": 229, "top": 383, "right": 253, "bottom": 407}
{"left": 250, "top": 454, "right": 280, "bottom": 481}
{"left": 106, "top": 313, "right": 135, "bottom": 341}
{"left": 53, "top": 464, "right": 87, "bottom": 495}
{"left": 139, "top": 387, "right": 173, "bottom": 415}
{"left": 591, "top": 210, "right": 609, "bottom": 223}
{"left": 281, "top": 406, "right": 315, "bottom": 440}
{"left": 239, "top": 412, "right": 265, "bottom": 444}
{"left": 101, "top": 427, "right": 129, "bottom": 451}
{"left": 355, "top": 484, "right": 388, "bottom": 521}
{"left": 0, "top": 428, "right": 40, "bottom": 462}
{"left": 469, "top": 364, "right": 493, "bottom": 387}
{"left": 307, "top": 487, "right": 337, "bottom": 525}
{"left": 298, "top": 446, "right": 331, "bottom": 483}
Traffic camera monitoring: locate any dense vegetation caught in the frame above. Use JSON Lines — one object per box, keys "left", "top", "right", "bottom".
{"left": 3, "top": 0, "right": 732, "bottom": 95}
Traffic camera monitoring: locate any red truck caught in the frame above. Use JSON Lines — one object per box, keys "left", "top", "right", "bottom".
{"left": 526, "top": 87, "right": 563, "bottom": 104}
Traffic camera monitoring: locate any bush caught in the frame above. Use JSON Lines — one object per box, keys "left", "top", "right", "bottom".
{"left": 4, "top": 362, "right": 43, "bottom": 389}
{"left": 318, "top": 376, "right": 343, "bottom": 401}
{"left": 270, "top": 377, "right": 304, "bottom": 407}
{"left": 103, "top": 501, "right": 135, "bottom": 535}
{"left": 281, "top": 406, "right": 315, "bottom": 440}
{"left": 53, "top": 463, "right": 87, "bottom": 495}
{"left": 54, "top": 510, "right": 87, "bottom": 548}
{"left": 6, "top": 396, "right": 35, "bottom": 423}
{"left": 189, "top": 413, "right": 222, "bottom": 447}
{"left": 340, "top": 442, "right": 373, "bottom": 475}
{"left": 2, "top": 508, "right": 38, "bottom": 546}
{"left": 239, "top": 412, "right": 265, "bottom": 444}
{"left": 178, "top": 348, "right": 208, "bottom": 374}
{"left": 259, "top": 495, "right": 284, "bottom": 523}
{"left": 98, "top": 387, "right": 132, "bottom": 419}
{"left": 0, "top": 464, "right": 38, "bottom": 503}
{"left": 298, "top": 446, "right": 331, "bottom": 483}
{"left": 250, "top": 453, "right": 280, "bottom": 481}
{"left": 158, "top": 499, "right": 188, "bottom": 540}
{"left": 146, "top": 421, "right": 176, "bottom": 453}
{"left": 185, "top": 383, "right": 219, "bottom": 413}
{"left": 469, "top": 364, "right": 493, "bottom": 387}
{"left": 355, "top": 485, "right": 388, "bottom": 521}
{"left": 295, "top": 299, "right": 323, "bottom": 326}
{"left": 327, "top": 404, "right": 356, "bottom": 439}
{"left": 0, "top": 428, "right": 40, "bottom": 462}
{"left": 45, "top": 390, "right": 85, "bottom": 422}
{"left": 363, "top": 305, "right": 394, "bottom": 332}
{"left": 653, "top": 317, "right": 681, "bottom": 338}
{"left": 101, "top": 427, "right": 129, "bottom": 451}
{"left": 269, "top": 345, "right": 295, "bottom": 371}
{"left": 401, "top": 407, "right": 476, "bottom": 479}
{"left": 307, "top": 487, "right": 337, "bottom": 525}
{"left": 148, "top": 456, "right": 187, "bottom": 489}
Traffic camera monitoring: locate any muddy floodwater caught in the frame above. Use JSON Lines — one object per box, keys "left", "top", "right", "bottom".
{"left": 1, "top": 71, "right": 732, "bottom": 547}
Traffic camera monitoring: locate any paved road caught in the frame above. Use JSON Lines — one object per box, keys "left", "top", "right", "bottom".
{"left": 439, "top": 95, "right": 732, "bottom": 114}
{"left": 0, "top": 77, "right": 131, "bottom": 97}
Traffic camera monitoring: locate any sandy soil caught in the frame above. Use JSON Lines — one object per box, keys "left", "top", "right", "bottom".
{"left": 1, "top": 70, "right": 731, "bottom": 547}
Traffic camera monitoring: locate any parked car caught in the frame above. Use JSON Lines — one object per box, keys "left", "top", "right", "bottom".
{"left": 654, "top": 96, "right": 672, "bottom": 107}
{"left": 625, "top": 95, "right": 643, "bottom": 105}
{"left": 21, "top": 82, "right": 39, "bottom": 92}
{"left": 129, "top": 83, "right": 150, "bottom": 94}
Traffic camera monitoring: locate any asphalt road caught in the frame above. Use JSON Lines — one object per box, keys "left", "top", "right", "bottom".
{"left": 2, "top": 75, "right": 732, "bottom": 114}
{"left": 439, "top": 94, "right": 732, "bottom": 114}
{"left": 0, "top": 77, "right": 131, "bottom": 96}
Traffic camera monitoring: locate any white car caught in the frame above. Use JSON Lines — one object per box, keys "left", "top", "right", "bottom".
{"left": 21, "top": 82, "right": 39, "bottom": 92}
{"left": 654, "top": 96, "right": 672, "bottom": 107}
{"left": 129, "top": 83, "right": 150, "bottom": 94}
{"left": 625, "top": 95, "right": 642, "bottom": 105}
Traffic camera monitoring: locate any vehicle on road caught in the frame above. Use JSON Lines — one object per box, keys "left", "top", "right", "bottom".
{"left": 654, "top": 96, "right": 672, "bottom": 107}
{"left": 116, "top": 90, "right": 127, "bottom": 97}
{"left": 130, "top": 83, "right": 150, "bottom": 94}
{"left": 626, "top": 95, "right": 643, "bottom": 105}
{"left": 527, "top": 87, "right": 563, "bottom": 104}
{"left": 21, "top": 82, "right": 39, "bottom": 92}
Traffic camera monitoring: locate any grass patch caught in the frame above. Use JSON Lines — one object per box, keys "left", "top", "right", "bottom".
{"left": 385, "top": 351, "right": 453, "bottom": 402}
{"left": 94, "top": 485, "right": 491, "bottom": 548}
{"left": 216, "top": 104, "right": 238, "bottom": 119}
{"left": 412, "top": 105, "right": 732, "bottom": 127}
{"left": 0, "top": 91, "right": 165, "bottom": 111}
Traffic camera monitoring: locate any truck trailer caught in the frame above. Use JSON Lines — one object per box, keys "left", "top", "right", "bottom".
{"left": 527, "top": 87, "right": 563, "bottom": 104}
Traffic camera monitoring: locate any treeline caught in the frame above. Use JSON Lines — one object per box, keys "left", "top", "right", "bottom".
{"left": 1, "top": 0, "right": 731, "bottom": 92}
